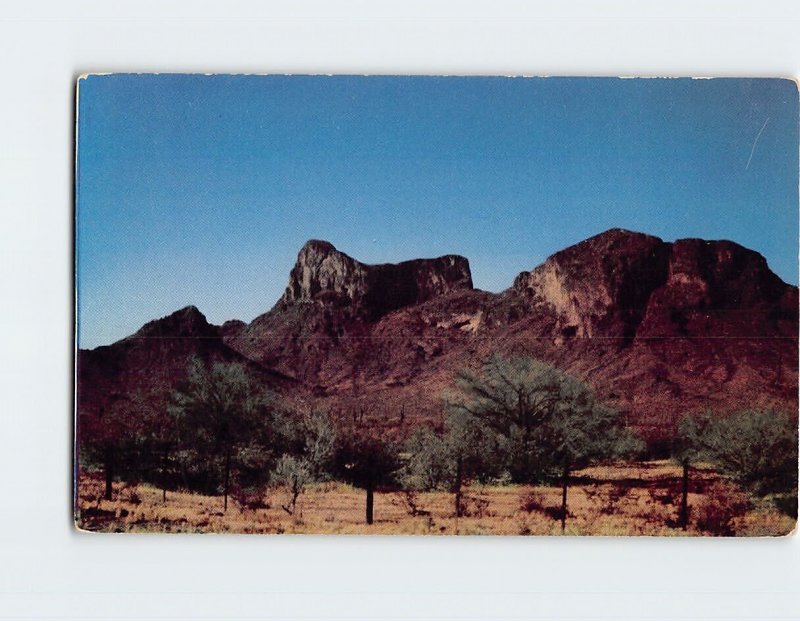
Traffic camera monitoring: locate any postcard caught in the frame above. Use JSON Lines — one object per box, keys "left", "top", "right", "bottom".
{"left": 75, "top": 75, "right": 798, "bottom": 535}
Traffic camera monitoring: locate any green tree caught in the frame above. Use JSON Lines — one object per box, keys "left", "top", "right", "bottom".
{"left": 671, "top": 413, "right": 713, "bottom": 530}
{"left": 404, "top": 409, "right": 501, "bottom": 517}
{"left": 702, "top": 410, "right": 798, "bottom": 517}
{"left": 449, "top": 354, "right": 642, "bottom": 531}
{"left": 674, "top": 410, "right": 798, "bottom": 521}
{"left": 448, "top": 355, "right": 566, "bottom": 483}
{"left": 404, "top": 427, "right": 450, "bottom": 491}
{"left": 335, "top": 430, "right": 400, "bottom": 525}
{"left": 535, "top": 385, "right": 642, "bottom": 531}
{"left": 138, "top": 402, "right": 182, "bottom": 502}
{"left": 79, "top": 393, "right": 146, "bottom": 500}
{"left": 702, "top": 410, "right": 798, "bottom": 496}
{"left": 170, "top": 359, "right": 273, "bottom": 512}
{"left": 270, "top": 410, "right": 335, "bottom": 516}
{"left": 299, "top": 409, "right": 336, "bottom": 480}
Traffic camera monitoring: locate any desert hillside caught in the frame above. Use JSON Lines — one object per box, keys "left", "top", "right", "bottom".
{"left": 79, "top": 228, "right": 799, "bottom": 445}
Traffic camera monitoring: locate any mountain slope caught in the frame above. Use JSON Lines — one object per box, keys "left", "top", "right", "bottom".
{"left": 77, "top": 306, "right": 293, "bottom": 425}
{"left": 77, "top": 230, "right": 798, "bottom": 445}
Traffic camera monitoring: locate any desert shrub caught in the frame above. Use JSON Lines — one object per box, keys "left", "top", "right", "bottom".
{"left": 272, "top": 455, "right": 312, "bottom": 515}
{"left": 402, "top": 427, "right": 451, "bottom": 491}
{"left": 403, "top": 412, "right": 502, "bottom": 518}
{"left": 680, "top": 410, "right": 798, "bottom": 498}
{"left": 460, "top": 494, "right": 491, "bottom": 518}
{"left": 520, "top": 490, "right": 547, "bottom": 513}
{"left": 695, "top": 480, "right": 750, "bottom": 536}
{"left": 392, "top": 490, "right": 431, "bottom": 517}
{"left": 231, "top": 485, "right": 269, "bottom": 511}
{"left": 489, "top": 471, "right": 514, "bottom": 487}
{"left": 583, "top": 484, "right": 630, "bottom": 515}
{"left": 702, "top": 410, "right": 798, "bottom": 497}
{"left": 300, "top": 410, "right": 336, "bottom": 480}
{"left": 673, "top": 409, "right": 798, "bottom": 530}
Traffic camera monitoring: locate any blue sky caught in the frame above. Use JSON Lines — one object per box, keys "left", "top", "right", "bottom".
{"left": 76, "top": 75, "right": 798, "bottom": 349}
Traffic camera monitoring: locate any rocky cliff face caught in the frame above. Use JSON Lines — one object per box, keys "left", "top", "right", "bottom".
{"left": 219, "top": 230, "right": 796, "bottom": 441}
{"left": 510, "top": 229, "right": 797, "bottom": 342}
{"left": 225, "top": 240, "right": 474, "bottom": 382}
{"left": 512, "top": 229, "right": 671, "bottom": 339}
{"left": 485, "top": 230, "right": 796, "bottom": 440}
{"left": 277, "top": 240, "right": 473, "bottom": 321}
{"left": 638, "top": 238, "right": 798, "bottom": 338}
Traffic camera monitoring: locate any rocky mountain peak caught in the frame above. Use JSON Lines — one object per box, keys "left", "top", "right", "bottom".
{"left": 295, "top": 239, "right": 341, "bottom": 266}
{"left": 278, "top": 240, "right": 474, "bottom": 321}
{"left": 512, "top": 228, "right": 797, "bottom": 341}
{"left": 512, "top": 229, "right": 671, "bottom": 338}
{"left": 665, "top": 238, "right": 788, "bottom": 308}
{"left": 281, "top": 240, "right": 367, "bottom": 307}
{"left": 130, "top": 305, "right": 218, "bottom": 340}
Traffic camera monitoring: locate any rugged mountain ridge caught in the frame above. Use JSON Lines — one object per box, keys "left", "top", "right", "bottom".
{"left": 512, "top": 229, "right": 671, "bottom": 339}
{"left": 276, "top": 239, "right": 473, "bottom": 320}
{"left": 78, "top": 229, "right": 799, "bottom": 444}
{"left": 77, "top": 306, "right": 292, "bottom": 427}
{"left": 225, "top": 241, "right": 475, "bottom": 381}
{"left": 512, "top": 229, "right": 797, "bottom": 339}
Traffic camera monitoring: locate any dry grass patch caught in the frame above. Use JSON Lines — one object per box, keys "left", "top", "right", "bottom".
{"left": 76, "top": 461, "right": 795, "bottom": 536}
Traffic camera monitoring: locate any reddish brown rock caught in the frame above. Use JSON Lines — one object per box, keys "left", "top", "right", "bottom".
{"left": 77, "top": 230, "right": 799, "bottom": 446}
{"left": 512, "top": 229, "right": 671, "bottom": 340}
{"left": 77, "top": 306, "right": 292, "bottom": 429}
{"left": 277, "top": 239, "right": 473, "bottom": 320}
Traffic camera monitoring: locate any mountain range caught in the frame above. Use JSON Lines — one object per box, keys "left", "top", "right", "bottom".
{"left": 77, "top": 228, "right": 798, "bottom": 446}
